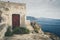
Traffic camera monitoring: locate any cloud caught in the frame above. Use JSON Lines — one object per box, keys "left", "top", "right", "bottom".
{"left": 1, "top": 0, "right": 60, "bottom": 19}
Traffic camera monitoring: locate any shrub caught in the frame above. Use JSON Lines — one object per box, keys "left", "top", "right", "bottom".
{"left": 13, "top": 27, "right": 30, "bottom": 34}
{"left": 34, "top": 26, "right": 40, "bottom": 33}
{"left": 5, "top": 26, "right": 13, "bottom": 36}
{"left": 34, "top": 30, "right": 39, "bottom": 33}
{"left": 31, "top": 22, "right": 40, "bottom": 33}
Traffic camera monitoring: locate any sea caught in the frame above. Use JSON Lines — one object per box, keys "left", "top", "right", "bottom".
{"left": 38, "top": 22, "right": 60, "bottom": 37}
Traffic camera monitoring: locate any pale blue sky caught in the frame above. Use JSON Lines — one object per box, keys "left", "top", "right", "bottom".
{"left": 1, "top": 0, "right": 60, "bottom": 19}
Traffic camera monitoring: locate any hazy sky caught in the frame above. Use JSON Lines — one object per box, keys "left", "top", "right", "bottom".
{"left": 1, "top": 0, "right": 60, "bottom": 19}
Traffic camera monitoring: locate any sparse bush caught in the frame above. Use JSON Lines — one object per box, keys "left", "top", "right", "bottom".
{"left": 13, "top": 27, "right": 30, "bottom": 34}
{"left": 5, "top": 26, "right": 13, "bottom": 36}
{"left": 34, "top": 26, "right": 40, "bottom": 33}
{"left": 31, "top": 22, "right": 40, "bottom": 33}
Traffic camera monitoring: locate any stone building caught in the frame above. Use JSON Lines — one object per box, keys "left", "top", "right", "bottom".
{"left": 0, "top": 1, "right": 26, "bottom": 29}
{"left": 0, "top": 1, "right": 34, "bottom": 38}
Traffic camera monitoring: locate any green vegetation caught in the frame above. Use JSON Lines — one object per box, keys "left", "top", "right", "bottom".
{"left": 5, "top": 26, "right": 13, "bottom": 37}
{"left": 5, "top": 26, "right": 30, "bottom": 37}
{"left": 34, "top": 26, "right": 40, "bottom": 33}
{"left": 31, "top": 22, "right": 40, "bottom": 33}
{"left": 13, "top": 27, "right": 30, "bottom": 34}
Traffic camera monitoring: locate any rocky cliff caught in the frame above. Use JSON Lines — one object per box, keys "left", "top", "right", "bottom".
{"left": 0, "top": 21, "right": 60, "bottom": 40}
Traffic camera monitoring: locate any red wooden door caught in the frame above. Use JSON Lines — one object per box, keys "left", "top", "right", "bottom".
{"left": 12, "top": 14, "right": 20, "bottom": 29}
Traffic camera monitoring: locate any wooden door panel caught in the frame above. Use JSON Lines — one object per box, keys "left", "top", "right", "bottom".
{"left": 12, "top": 14, "right": 20, "bottom": 29}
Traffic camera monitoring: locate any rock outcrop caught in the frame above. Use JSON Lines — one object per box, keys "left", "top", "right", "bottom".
{"left": 31, "top": 21, "right": 44, "bottom": 34}
{"left": 44, "top": 32, "right": 60, "bottom": 40}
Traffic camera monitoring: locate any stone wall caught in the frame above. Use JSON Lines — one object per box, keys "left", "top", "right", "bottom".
{"left": 0, "top": 1, "right": 26, "bottom": 27}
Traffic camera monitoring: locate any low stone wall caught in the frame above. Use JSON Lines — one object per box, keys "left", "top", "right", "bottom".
{"left": 0, "top": 22, "right": 8, "bottom": 39}
{"left": 25, "top": 20, "right": 34, "bottom": 32}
